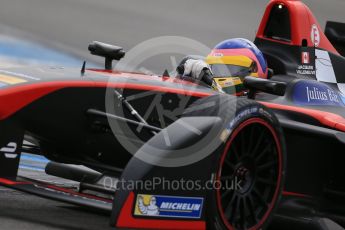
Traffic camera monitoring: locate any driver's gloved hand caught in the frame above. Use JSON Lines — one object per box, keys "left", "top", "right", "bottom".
{"left": 178, "top": 58, "right": 214, "bottom": 86}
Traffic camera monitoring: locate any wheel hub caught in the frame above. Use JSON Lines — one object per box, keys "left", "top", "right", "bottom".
{"left": 235, "top": 162, "right": 254, "bottom": 194}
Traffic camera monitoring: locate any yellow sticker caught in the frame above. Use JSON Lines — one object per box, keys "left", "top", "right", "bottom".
{"left": 214, "top": 77, "right": 242, "bottom": 88}
{"left": 0, "top": 74, "right": 27, "bottom": 84}
{"left": 220, "top": 129, "right": 231, "bottom": 143}
{"left": 134, "top": 194, "right": 157, "bottom": 216}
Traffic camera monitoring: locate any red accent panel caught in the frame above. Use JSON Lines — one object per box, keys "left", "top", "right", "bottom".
{"left": 0, "top": 81, "right": 211, "bottom": 121}
{"left": 256, "top": 0, "right": 338, "bottom": 54}
{"left": 282, "top": 191, "right": 310, "bottom": 198}
{"left": 0, "top": 81, "right": 94, "bottom": 120}
{"left": 96, "top": 82, "right": 212, "bottom": 98}
{"left": 260, "top": 101, "right": 345, "bottom": 132}
{"left": 88, "top": 69, "right": 200, "bottom": 86}
{"left": 116, "top": 192, "right": 206, "bottom": 230}
{"left": 0, "top": 178, "right": 29, "bottom": 185}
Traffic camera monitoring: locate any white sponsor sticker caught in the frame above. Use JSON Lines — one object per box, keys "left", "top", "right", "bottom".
{"left": 311, "top": 24, "right": 320, "bottom": 47}
{"left": 0, "top": 142, "right": 18, "bottom": 159}
{"left": 315, "top": 49, "right": 337, "bottom": 83}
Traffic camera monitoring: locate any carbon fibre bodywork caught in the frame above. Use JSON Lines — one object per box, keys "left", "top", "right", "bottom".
{"left": 1, "top": 0, "right": 345, "bottom": 229}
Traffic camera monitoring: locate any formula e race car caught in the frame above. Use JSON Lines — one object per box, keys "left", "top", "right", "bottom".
{"left": 1, "top": 0, "right": 345, "bottom": 229}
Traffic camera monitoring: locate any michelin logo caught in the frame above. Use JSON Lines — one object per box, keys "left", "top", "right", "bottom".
{"left": 134, "top": 194, "right": 203, "bottom": 219}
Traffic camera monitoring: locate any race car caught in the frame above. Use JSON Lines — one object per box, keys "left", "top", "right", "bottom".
{"left": 1, "top": 0, "right": 345, "bottom": 229}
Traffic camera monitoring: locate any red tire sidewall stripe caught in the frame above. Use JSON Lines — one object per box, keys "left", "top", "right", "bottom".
{"left": 216, "top": 117, "right": 283, "bottom": 230}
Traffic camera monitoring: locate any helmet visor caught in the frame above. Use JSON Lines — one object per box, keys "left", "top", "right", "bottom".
{"left": 210, "top": 64, "right": 252, "bottom": 78}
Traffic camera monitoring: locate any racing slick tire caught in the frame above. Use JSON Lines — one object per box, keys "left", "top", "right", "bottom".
{"left": 183, "top": 94, "right": 286, "bottom": 230}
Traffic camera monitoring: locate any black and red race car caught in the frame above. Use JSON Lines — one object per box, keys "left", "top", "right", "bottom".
{"left": 1, "top": 0, "right": 345, "bottom": 229}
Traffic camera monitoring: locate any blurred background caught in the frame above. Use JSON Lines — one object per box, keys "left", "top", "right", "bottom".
{"left": 0, "top": 0, "right": 345, "bottom": 70}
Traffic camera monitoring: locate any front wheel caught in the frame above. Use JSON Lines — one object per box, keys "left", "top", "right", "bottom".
{"left": 183, "top": 94, "right": 286, "bottom": 230}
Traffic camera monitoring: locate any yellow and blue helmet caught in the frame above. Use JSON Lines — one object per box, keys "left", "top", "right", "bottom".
{"left": 206, "top": 38, "right": 268, "bottom": 95}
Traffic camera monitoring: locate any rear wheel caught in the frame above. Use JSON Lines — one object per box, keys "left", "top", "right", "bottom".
{"left": 183, "top": 94, "right": 285, "bottom": 230}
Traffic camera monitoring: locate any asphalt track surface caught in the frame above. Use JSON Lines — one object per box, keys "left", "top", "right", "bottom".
{"left": 1, "top": 0, "right": 345, "bottom": 229}
{"left": 0, "top": 187, "right": 113, "bottom": 230}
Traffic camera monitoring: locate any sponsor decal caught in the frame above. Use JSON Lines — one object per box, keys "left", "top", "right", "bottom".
{"left": 134, "top": 194, "right": 203, "bottom": 219}
{"left": 0, "top": 74, "right": 27, "bottom": 85}
{"left": 311, "top": 24, "right": 320, "bottom": 47}
{"left": 0, "top": 142, "right": 18, "bottom": 159}
{"left": 301, "top": 52, "right": 310, "bottom": 64}
{"left": 212, "top": 53, "right": 223, "bottom": 57}
{"left": 214, "top": 77, "right": 241, "bottom": 87}
{"left": 297, "top": 48, "right": 315, "bottom": 77}
{"left": 293, "top": 81, "right": 344, "bottom": 106}
{"left": 220, "top": 106, "right": 275, "bottom": 141}
{"left": 296, "top": 64, "right": 315, "bottom": 76}
{"left": 227, "top": 107, "right": 259, "bottom": 131}
{"left": 220, "top": 129, "right": 231, "bottom": 143}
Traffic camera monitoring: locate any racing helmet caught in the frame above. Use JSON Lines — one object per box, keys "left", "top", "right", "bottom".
{"left": 206, "top": 38, "right": 268, "bottom": 95}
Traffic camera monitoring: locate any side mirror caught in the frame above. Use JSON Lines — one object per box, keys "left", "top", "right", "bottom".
{"left": 243, "top": 76, "right": 287, "bottom": 99}
{"left": 88, "top": 41, "right": 125, "bottom": 70}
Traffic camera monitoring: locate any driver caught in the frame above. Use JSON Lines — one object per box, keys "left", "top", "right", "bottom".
{"left": 176, "top": 38, "right": 268, "bottom": 95}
